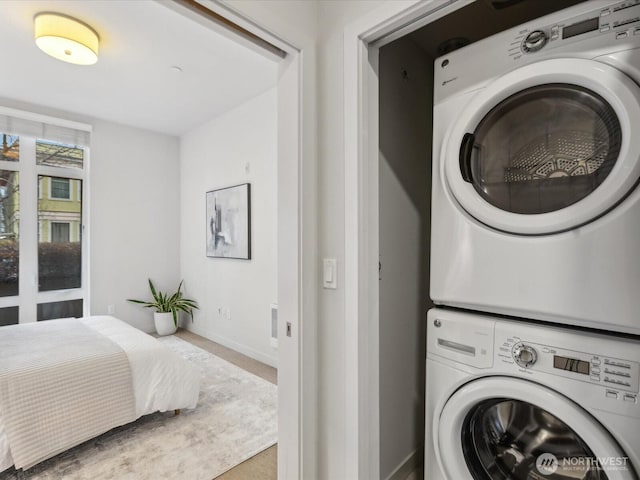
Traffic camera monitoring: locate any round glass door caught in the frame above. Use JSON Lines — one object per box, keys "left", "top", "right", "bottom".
{"left": 443, "top": 58, "right": 640, "bottom": 234}
{"left": 463, "top": 84, "right": 621, "bottom": 215}
{"left": 435, "top": 377, "right": 634, "bottom": 480}
{"left": 462, "top": 398, "right": 606, "bottom": 479}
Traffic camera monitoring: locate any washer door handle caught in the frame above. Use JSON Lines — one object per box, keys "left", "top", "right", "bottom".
{"left": 459, "top": 132, "right": 475, "bottom": 183}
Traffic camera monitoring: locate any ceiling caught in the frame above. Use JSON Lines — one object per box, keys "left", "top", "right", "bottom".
{"left": 0, "top": 0, "right": 279, "bottom": 136}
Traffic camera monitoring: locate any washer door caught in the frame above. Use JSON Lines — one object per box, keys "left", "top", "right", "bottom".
{"left": 435, "top": 377, "right": 635, "bottom": 480}
{"left": 444, "top": 58, "right": 640, "bottom": 235}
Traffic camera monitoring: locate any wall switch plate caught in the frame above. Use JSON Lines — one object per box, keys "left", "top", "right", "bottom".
{"left": 107, "top": 304, "right": 115, "bottom": 315}
{"left": 323, "top": 258, "right": 337, "bottom": 289}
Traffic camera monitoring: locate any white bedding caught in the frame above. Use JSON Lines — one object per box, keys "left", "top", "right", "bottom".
{"left": 0, "top": 315, "right": 200, "bottom": 472}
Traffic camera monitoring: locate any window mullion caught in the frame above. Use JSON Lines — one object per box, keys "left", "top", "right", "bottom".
{"left": 17, "top": 137, "right": 38, "bottom": 324}
{"left": 36, "top": 164, "right": 83, "bottom": 180}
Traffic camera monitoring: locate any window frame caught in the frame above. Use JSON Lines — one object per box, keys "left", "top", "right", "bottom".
{"left": 0, "top": 128, "right": 90, "bottom": 324}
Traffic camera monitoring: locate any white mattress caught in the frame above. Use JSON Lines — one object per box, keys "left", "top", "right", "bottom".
{"left": 0, "top": 315, "right": 201, "bottom": 472}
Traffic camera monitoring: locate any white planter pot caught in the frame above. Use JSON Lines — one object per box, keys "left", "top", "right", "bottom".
{"left": 154, "top": 312, "right": 177, "bottom": 336}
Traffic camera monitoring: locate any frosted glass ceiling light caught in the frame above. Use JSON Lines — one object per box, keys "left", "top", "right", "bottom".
{"left": 34, "top": 13, "right": 99, "bottom": 66}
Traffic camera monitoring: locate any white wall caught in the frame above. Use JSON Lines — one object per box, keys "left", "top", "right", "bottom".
{"left": 379, "top": 36, "right": 433, "bottom": 479}
{"left": 221, "top": 2, "right": 390, "bottom": 478}
{"left": 0, "top": 96, "right": 180, "bottom": 333}
{"left": 315, "top": 3, "right": 386, "bottom": 477}
{"left": 179, "top": 88, "right": 278, "bottom": 367}
{"left": 90, "top": 120, "right": 180, "bottom": 332}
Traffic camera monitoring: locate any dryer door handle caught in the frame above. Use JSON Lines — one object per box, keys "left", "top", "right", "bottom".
{"left": 459, "top": 132, "right": 475, "bottom": 183}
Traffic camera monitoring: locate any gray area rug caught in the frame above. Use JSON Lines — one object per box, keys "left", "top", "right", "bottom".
{"left": 0, "top": 336, "right": 277, "bottom": 480}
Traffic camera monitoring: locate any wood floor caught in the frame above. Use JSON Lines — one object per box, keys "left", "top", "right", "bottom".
{"left": 175, "top": 329, "right": 277, "bottom": 480}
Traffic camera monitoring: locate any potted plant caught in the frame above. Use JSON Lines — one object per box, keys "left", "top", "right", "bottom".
{"left": 128, "top": 279, "right": 199, "bottom": 336}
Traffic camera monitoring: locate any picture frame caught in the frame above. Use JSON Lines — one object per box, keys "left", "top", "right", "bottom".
{"left": 206, "top": 183, "right": 251, "bottom": 259}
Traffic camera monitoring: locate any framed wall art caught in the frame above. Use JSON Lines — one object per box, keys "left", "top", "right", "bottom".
{"left": 206, "top": 183, "right": 251, "bottom": 259}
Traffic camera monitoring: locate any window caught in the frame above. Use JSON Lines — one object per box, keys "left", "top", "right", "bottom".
{"left": 36, "top": 139, "right": 84, "bottom": 170}
{"left": 37, "top": 299, "right": 83, "bottom": 321}
{"left": 0, "top": 108, "right": 90, "bottom": 325}
{"left": 50, "top": 177, "right": 70, "bottom": 199}
{"left": 1, "top": 134, "right": 19, "bottom": 163}
{"left": 38, "top": 175, "right": 82, "bottom": 291}
{"left": 0, "top": 169, "right": 19, "bottom": 298}
{"left": 51, "top": 222, "right": 70, "bottom": 243}
{"left": 0, "top": 306, "right": 18, "bottom": 326}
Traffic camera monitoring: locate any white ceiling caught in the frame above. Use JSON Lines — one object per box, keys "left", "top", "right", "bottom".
{"left": 0, "top": 0, "right": 279, "bottom": 136}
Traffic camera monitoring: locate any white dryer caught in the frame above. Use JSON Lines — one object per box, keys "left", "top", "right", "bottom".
{"left": 431, "top": 0, "right": 640, "bottom": 334}
{"left": 425, "top": 308, "right": 640, "bottom": 480}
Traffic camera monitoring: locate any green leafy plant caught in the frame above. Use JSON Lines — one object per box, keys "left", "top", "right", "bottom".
{"left": 128, "top": 279, "right": 199, "bottom": 327}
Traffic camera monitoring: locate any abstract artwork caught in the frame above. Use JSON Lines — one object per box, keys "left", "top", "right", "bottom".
{"left": 206, "top": 183, "right": 251, "bottom": 259}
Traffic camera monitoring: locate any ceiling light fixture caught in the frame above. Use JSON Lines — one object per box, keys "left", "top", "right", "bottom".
{"left": 34, "top": 13, "right": 100, "bottom": 66}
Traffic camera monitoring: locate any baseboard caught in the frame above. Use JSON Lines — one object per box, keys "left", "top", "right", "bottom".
{"left": 385, "top": 447, "right": 424, "bottom": 480}
{"left": 185, "top": 326, "right": 278, "bottom": 368}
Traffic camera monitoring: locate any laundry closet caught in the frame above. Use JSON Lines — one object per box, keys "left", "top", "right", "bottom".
{"left": 376, "top": 1, "right": 587, "bottom": 477}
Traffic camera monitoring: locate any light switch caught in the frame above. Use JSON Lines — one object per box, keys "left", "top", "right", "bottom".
{"left": 323, "top": 258, "right": 337, "bottom": 289}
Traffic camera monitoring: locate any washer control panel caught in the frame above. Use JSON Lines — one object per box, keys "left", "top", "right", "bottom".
{"left": 522, "top": 30, "right": 548, "bottom": 53}
{"left": 501, "top": 335, "right": 640, "bottom": 395}
{"left": 508, "top": 0, "right": 640, "bottom": 60}
{"left": 512, "top": 343, "right": 538, "bottom": 368}
{"left": 427, "top": 310, "right": 640, "bottom": 410}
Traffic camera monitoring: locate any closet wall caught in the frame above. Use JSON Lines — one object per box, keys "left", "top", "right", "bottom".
{"left": 378, "top": 36, "right": 433, "bottom": 479}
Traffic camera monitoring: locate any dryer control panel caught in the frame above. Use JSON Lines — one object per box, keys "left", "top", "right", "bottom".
{"left": 500, "top": 335, "right": 640, "bottom": 401}
{"left": 508, "top": 0, "right": 640, "bottom": 60}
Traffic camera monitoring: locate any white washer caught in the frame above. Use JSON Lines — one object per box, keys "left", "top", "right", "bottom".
{"left": 425, "top": 308, "right": 640, "bottom": 480}
{"left": 431, "top": 0, "right": 640, "bottom": 334}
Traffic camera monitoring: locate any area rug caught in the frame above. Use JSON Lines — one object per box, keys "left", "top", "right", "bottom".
{"left": 0, "top": 336, "right": 277, "bottom": 480}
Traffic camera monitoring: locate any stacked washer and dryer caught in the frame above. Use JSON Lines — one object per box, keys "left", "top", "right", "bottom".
{"left": 426, "top": 1, "right": 640, "bottom": 479}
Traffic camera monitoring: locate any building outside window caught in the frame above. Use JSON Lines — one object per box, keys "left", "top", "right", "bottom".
{"left": 38, "top": 176, "right": 82, "bottom": 244}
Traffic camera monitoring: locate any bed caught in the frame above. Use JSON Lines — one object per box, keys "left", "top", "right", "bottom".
{"left": 0, "top": 315, "right": 201, "bottom": 473}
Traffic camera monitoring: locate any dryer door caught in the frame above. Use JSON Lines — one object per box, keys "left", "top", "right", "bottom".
{"left": 435, "top": 377, "right": 635, "bottom": 480}
{"left": 444, "top": 58, "right": 640, "bottom": 235}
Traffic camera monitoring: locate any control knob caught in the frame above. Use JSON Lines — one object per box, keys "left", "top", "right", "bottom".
{"left": 522, "top": 30, "right": 548, "bottom": 53}
{"left": 513, "top": 343, "right": 538, "bottom": 368}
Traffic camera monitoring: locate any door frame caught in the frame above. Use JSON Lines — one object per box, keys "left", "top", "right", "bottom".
{"left": 343, "top": 1, "right": 473, "bottom": 478}
{"left": 173, "top": 1, "right": 317, "bottom": 479}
